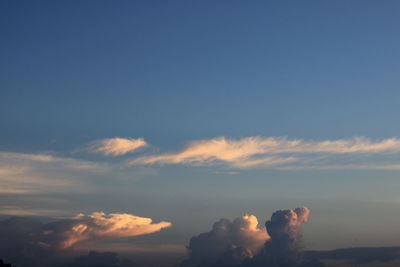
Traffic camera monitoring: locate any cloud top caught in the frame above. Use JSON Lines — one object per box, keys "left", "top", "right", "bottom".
{"left": 89, "top": 138, "right": 148, "bottom": 156}
{"left": 250, "top": 207, "right": 311, "bottom": 267}
{"left": 181, "top": 214, "right": 268, "bottom": 266}
{"left": 181, "top": 207, "right": 312, "bottom": 267}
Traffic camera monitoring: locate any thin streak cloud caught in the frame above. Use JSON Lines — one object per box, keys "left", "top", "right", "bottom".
{"left": 0, "top": 152, "right": 108, "bottom": 195}
{"left": 127, "top": 136, "right": 400, "bottom": 169}
{"left": 89, "top": 137, "right": 148, "bottom": 156}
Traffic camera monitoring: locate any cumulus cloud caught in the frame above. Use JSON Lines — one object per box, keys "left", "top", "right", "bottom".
{"left": 249, "top": 207, "right": 311, "bottom": 267}
{"left": 89, "top": 138, "right": 148, "bottom": 156}
{"left": 127, "top": 136, "right": 400, "bottom": 169}
{"left": 181, "top": 207, "right": 316, "bottom": 267}
{"left": 181, "top": 214, "right": 268, "bottom": 266}
{"left": 0, "top": 212, "right": 171, "bottom": 266}
{"left": 266, "top": 207, "right": 310, "bottom": 251}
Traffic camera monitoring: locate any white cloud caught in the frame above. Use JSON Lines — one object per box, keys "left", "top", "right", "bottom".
{"left": 88, "top": 137, "right": 148, "bottom": 156}
{"left": 127, "top": 136, "right": 400, "bottom": 169}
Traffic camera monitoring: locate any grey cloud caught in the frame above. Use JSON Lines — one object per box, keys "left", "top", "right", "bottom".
{"left": 180, "top": 215, "right": 268, "bottom": 267}
{"left": 249, "top": 207, "right": 311, "bottom": 267}
{"left": 180, "top": 207, "right": 322, "bottom": 267}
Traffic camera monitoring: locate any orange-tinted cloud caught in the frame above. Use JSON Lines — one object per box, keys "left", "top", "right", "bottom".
{"left": 127, "top": 136, "right": 400, "bottom": 169}
{"left": 39, "top": 212, "right": 172, "bottom": 249}
{"left": 88, "top": 138, "right": 148, "bottom": 156}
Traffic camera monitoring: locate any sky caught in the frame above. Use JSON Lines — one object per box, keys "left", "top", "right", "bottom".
{"left": 1, "top": 1, "right": 400, "bottom": 266}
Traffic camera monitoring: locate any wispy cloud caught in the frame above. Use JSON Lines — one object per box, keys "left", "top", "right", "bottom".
{"left": 127, "top": 136, "right": 400, "bottom": 170}
{"left": 0, "top": 152, "right": 107, "bottom": 171}
{"left": 0, "top": 206, "right": 67, "bottom": 216}
{"left": 0, "top": 152, "right": 108, "bottom": 195}
{"left": 88, "top": 137, "right": 148, "bottom": 156}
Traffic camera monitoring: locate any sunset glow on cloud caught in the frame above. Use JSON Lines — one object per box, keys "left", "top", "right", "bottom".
{"left": 39, "top": 212, "right": 172, "bottom": 249}
{"left": 127, "top": 136, "right": 400, "bottom": 169}
{"left": 182, "top": 214, "right": 269, "bottom": 266}
{"left": 89, "top": 138, "right": 148, "bottom": 156}
{"left": 50, "top": 212, "right": 172, "bottom": 248}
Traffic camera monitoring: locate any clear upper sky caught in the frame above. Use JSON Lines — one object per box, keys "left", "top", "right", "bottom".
{"left": 1, "top": 0, "right": 400, "bottom": 253}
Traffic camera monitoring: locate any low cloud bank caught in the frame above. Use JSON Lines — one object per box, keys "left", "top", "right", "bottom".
{"left": 4, "top": 206, "right": 400, "bottom": 267}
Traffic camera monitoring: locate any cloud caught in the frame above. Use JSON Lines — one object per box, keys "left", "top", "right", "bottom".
{"left": 39, "top": 212, "right": 172, "bottom": 249}
{"left": 89, "top": 138, "right": 148, "bottom": 156}
{"left": 180, "top": 207, "right": 315, "bottom": 267}
{"left": 0, "top": 206, "right": 67, "bottom": 216}
{"left": 250, "top": 207, "right": 311, "bottom": 267}
{"left": 0, "top": 152, "right": 108, "bottom": 197}
{"left": 181, "top": 214, "right": 268, "bottom": 266}
{"left": 127, "top": 136, "right": 400, "bottom": 170}
{"left": 0, "top": 152, "right": 106, "bottom": 171}
{"left": 0, "top": 212, "right": 171, "bottom": 266}
{"left": 265, "top": 207, "right": 310, "bottom": 252}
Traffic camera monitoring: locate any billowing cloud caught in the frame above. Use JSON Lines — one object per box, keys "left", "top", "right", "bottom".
{"left": 181, "top": 214, "right": 269, "bottom": 266}
{"left": 181, "top": 207, "right": 314, "bottom": 267}
{"left": 89, "top": 138, "right": 148, "bottom": 156}
{"left": 265, "top": 207, "right": 310, "bottom": 252}
{"left": 128, "top": 136, "right": 400, "bottom": 169}
{"left": 250, "top": 207, "right": 311, "bottom": 267}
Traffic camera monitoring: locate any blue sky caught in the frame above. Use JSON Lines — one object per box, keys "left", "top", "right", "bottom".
{"left": 2, "top": 0, "right": 400, "bottom": 255}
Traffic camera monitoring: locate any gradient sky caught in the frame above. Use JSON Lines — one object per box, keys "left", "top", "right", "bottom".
{"left": 2, "top": 0, "right": 400, "bottom": 255}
